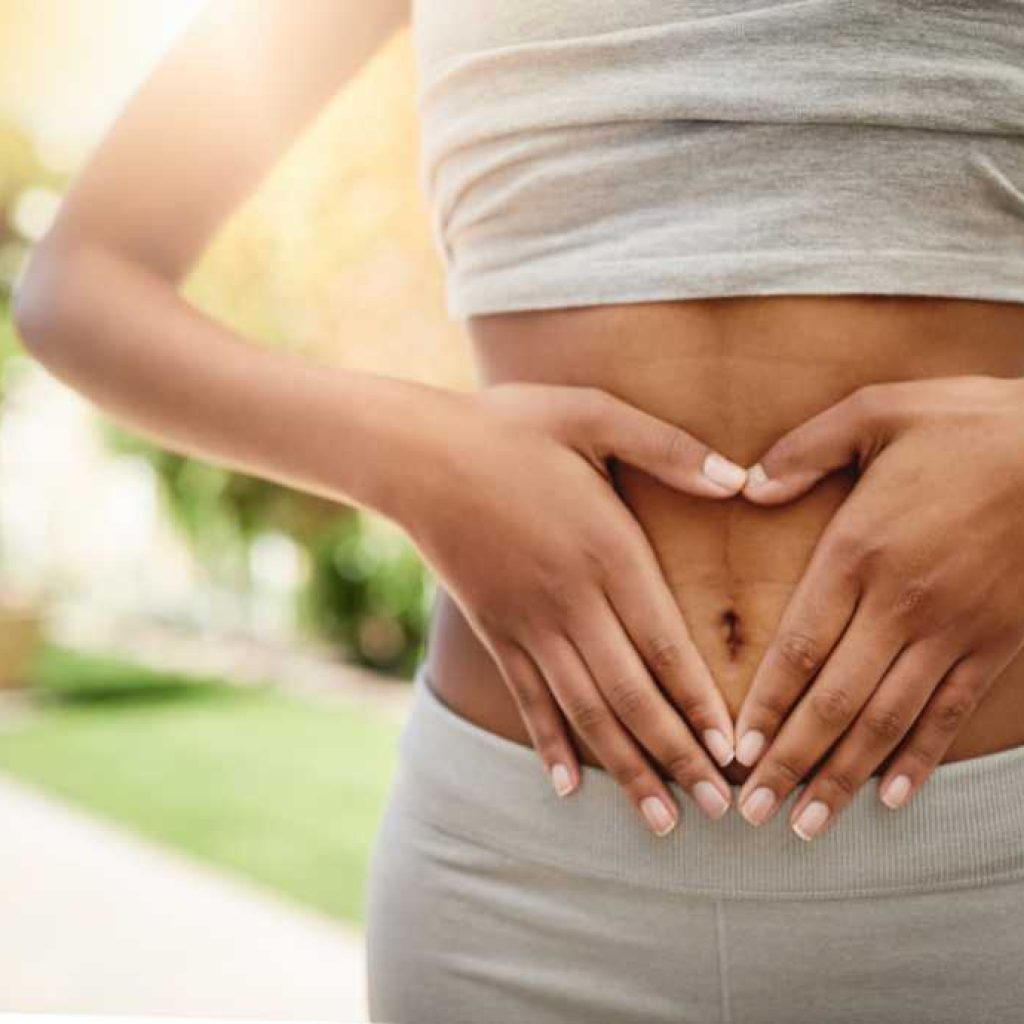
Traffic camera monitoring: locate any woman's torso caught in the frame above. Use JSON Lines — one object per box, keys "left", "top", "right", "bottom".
{"left": 412, "top": 0, "right": 1024, "bottom": 780}
{"left": 426, "top": 295, "right": 1024, "bottom": 783}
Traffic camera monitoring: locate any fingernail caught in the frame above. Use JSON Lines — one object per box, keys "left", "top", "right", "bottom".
{"left": 702, "top": 452, "right": 747, "bottom": 492}
{"left": 740, "top": 786, "right": 777, "bottom": 826}
{"left": 693, "top": 780, "right": 731, "bottom": 820}
{"left": 880, "top": 774, "right": 912, "bottom": 809}
{"left": 735, "top": 730, "right": 766, "bottom": 766}
{"left": 745, "top": 462, "right": 770, "bottom": 490}
{"left": 703, "top": 728, "right": 734, "bottom": 767}
{"left": 792, "top": 800, "right": 831, "bottom": 841}
{"left": 550, "top": 762, "right": 574, "bottom": 797}
{"left": 641, "top": 795, "right": 678, "bottom": 836}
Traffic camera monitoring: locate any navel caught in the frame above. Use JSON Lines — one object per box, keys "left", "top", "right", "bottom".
{"left": 720, "top": 607, "right": 744, "bottom": 660}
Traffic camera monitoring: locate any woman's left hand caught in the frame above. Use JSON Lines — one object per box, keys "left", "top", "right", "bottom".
{"left": 731, "top": 374, "right": 1024, "bottom": 841}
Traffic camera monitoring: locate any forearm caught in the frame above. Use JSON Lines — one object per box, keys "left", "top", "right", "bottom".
{"left": 14, "top": 242, "right": 464, "bottom": 522}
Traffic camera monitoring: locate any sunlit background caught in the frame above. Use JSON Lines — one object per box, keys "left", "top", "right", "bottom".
{"left": 0, "top": 2, "right": 471, "bottom": 1018}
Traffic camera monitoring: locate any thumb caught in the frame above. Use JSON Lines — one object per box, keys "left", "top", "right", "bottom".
{"left": 590, "top": 392, "right": 747, "bottom": 498}
{"left": 742, "top": 387, "right": 890, "bottom": 505}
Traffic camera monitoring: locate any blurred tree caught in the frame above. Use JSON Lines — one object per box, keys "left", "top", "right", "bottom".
{"left": 301, "top": 513, "right": 434, "bottom": 678}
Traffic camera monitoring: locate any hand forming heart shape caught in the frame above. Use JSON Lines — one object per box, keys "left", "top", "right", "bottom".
{"left": 731, "top": 374, "right": 1024, "bottom": 840}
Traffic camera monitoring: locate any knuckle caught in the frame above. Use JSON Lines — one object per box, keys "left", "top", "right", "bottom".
{"left": 662, "top": 746, "right": 701, "bottom": 784}
{"left": 565, "top": 696, "right": 608, "bottom": 733}
{"left": 661, "top": 424, "right": 694, "bottom": 466}
{"left": 645, "top": 634, "right": 681, "bottom": 674}
{"left": 777, "top": 631, "right": 824, "bottom": 677}
{"left": 607, "top": 678, "right": 649, "bottom": 721}
{"left": 544, "top": 578, "right": 580, "bottom": 620}
{"left": 902, "top": 741, "right": 939, "bottom": 769}
{"left": 862, "top": 706, "right": 906, "bottom": 744}
{"left": 821, "top": 767, "right": 859, "bottom": 798}
{"left": 751, "top": 689, "right": 793, "bottom": 726}
{"left": 575, "top": 386, "right": 613, "bottom": 430}
{"left": 577, "top": 535, "right": 608, "bottom": 578}
{"left": 932, "top": 690, "right": 976, "bottom": 734}
{"left": 827, "top": 526, "right": 874, "bottom": 568}
{"left": 609, "top": 759, "right": 648, "bottom": 791}
{"left": 510, "top": 680, "right": 539, "bottom": 714}
{"left": 850, "top": 382, "right": 887, "bottom": 424}
{"left": 809, "top": 686, "right": 856, "bottom": 729}
{"left": 592, "top": 533, "right": 633, "bottom": 577}
{"left": 581, "top": 527, "right": 643, "bottom": 587}
{"left": 892, "top": 579, "right": 933, "bottom": 620}
{"left": 673, "top": 689, "right": 712, "bottom": 724}
{"left": 770, "top": 755, "right": 810, "bottom": 788}
{"left": 531, "top": 722, "right": 561, "bottom": 751}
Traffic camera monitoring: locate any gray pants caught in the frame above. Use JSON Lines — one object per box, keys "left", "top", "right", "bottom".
{"left": 364, "top": 664, "right": 1024, "bottom": 1023}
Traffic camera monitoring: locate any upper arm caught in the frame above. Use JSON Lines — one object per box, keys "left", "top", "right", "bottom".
{"left": 34, "top": 0, "right": 409, "bottom": 284}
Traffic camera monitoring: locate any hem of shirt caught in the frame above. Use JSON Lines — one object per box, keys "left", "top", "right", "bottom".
{"left": 445, "top": 249, "right": 1024, "bottom": 319}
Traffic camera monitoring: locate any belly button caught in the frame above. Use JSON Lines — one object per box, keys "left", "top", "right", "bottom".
{"left": 720, "top": 608, "right": 744, "bottom": 659}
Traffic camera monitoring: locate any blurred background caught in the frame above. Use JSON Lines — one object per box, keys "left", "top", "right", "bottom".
{"left": 0, "top": 1, "right": 473, "bottom": 1017}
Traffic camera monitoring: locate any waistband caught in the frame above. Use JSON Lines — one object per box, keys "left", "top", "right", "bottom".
{"left": 393, "top": 663, "right": 1024, "bottom": 900}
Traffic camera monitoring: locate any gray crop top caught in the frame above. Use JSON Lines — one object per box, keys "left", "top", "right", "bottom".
{"left": 410, "top": 1, "right": 1024, "bottom": 319}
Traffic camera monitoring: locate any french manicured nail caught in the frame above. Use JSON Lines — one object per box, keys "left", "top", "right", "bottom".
{"left": 641, "top": 795, "right": 678, "bottom": 836}
{"left": 740, "top": 786, "right": 777, "bottom": 826}
{"left": 880, "top": 774, "right": 912, "bottom": 809}
{"left": 693, "top": 780, "right": 731, "bottom": 820}
{"left": 704, "top": 729, "right": 734, "bottom": 767}
{"left": 550, "top": 763, "right": 575, "bottom": 797}
{"left": 703, "top": 452, "right": 747, "bottom": 492}
{"left": 792, "top": 800, "right": 831, "bottom": 841}
{"left": 735, "top": 730, "right": 766, "bottom": 766}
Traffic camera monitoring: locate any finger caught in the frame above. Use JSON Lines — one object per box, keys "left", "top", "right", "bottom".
{"left": 571, "top": 600, "right": 732, "bottom": 821}
{"left": 737, "top": 604, "right": 902, "bottom": 827}
{"left": 600, "top": 531, "right": 735, "bottom": 766}
{"left": 491, "top": 637, "right": 581, "bottom": 798}
{"left": 734, "top": 532, "right": 861, "bottom": 768}
{"left": 878, "top": 653, "right": 1000, "bottom": 811}
{"left": 742, "top": 385, "right": 893, "bottom": 505}
{"left": 786, "top": 639, "right": 958, "bottom": 840}
{"left": 589, "top": 390, "right": 748, "bottom": 498}
{"left": 534, "top": 633, "right": 684, "bottom": 837}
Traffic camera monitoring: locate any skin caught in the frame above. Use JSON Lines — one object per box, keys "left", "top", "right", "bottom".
{"left": 734, "top": 375, "right": 1024, "bottom": 839}
{"left": 13, "top": 0, "right": 1024, "bottom": 842}
{"left": 437, "top": 299, "right": 1024, "bottom": 840}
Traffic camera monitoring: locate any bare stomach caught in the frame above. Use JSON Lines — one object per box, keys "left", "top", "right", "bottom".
{"left": 424, "top": 294, "right": 1024, "bottom": 784}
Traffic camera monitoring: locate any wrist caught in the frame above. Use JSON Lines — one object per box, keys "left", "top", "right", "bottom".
{"left": 335, "top": 373, "right": 475, "bottom": 527}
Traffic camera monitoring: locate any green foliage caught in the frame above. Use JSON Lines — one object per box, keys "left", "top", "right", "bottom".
{"left": 302, "top": 512, "right": 433, "bottom": 678}
{"left": 105, "top": 426, "right": 432, "bottom": 676}
{"left": 30, "top": 645, "right": 225, "bottom": 703}
{"left": 0, "top": 299, "right": 20, "bottom": 407}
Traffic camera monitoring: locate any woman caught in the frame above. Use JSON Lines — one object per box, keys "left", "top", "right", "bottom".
{"left": 15, "top": 1, "right": 1024, "bottom": 1021}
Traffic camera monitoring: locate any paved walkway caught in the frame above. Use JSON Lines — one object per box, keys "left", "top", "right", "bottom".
{"left": 0, "top": 776, "right": 369, "bottom": 1019}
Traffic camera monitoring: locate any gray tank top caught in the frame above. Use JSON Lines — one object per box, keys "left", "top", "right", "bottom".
{"left": 410, "top": 1, "right": 1024, "bottom": 319}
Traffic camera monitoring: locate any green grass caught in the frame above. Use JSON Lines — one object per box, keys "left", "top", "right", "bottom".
{"left": 0, "top": 648, "right": 402, "bottom": 925}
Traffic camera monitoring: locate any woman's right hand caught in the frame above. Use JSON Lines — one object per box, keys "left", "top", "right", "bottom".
{"left": 395, "top": 381, "right": 745, "bottom": 836}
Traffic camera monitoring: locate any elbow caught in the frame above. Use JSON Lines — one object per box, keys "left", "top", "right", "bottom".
{"left": 12, "top": 243, "right": 85, "bottom": 367}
